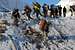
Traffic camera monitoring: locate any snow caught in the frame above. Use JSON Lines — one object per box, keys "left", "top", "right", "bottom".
{"left": 0, "top": 12, "right": 75, "bottom": 50}
{"left": 57, "top": 0, "right": 75, "bottom": 6}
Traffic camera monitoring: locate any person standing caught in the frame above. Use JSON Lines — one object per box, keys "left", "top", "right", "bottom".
{"left": 63, "top": 7, "right": 67, "bottom": 17}
{"left": 58, "top": 5, "right": 62, "bottom": 16}
{"left": 33, "top": 2, "right": 42, "bottom": 19}
{"left": 55, "top": 7, "right": 58, "bottom": 17}
{"left": 50, "top": 5, "right": 55, "bottom": 17}
{"left": 12, "top": 9, "right": 20, "bottom": 26}
{"left": 69, "top": 7, "right": 73, "bottom": 16}
{"left": 42, "top": 3, "right": 49, "bottom": 17}
{"left": 23, "top": 5, "right": 33, "bottom": 20}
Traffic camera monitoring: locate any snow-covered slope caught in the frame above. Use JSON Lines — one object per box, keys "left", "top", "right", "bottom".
{"left": 57, "top": 0, "right": 75, "bottom": 7}
{"left": 0, "top": 12, "right": 75, "bottom": 50}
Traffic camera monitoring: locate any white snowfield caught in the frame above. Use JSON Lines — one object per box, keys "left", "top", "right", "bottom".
{"left": 0, "top": 12, "right": 75, "bottom": 50}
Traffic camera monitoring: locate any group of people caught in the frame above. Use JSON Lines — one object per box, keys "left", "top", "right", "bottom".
{"left": 11, "top": 2, "right": 67, "bottom": 26}
{"left": 11, "top": 2, "right": 68, "bottom": 35}
{"left": 12, "top": 2, "right": 67, "bottom": 20}
{"left": 12, "top": 2, "right": 49, "bottom": 48}
{"left": 23, "top": 2, "right": 67, "bottom": 18}
{"left": 0, "top": 2, "right": 74, "bottom": 50}
{"left": 0, "top": 14, "right": 49, "bottom": 50}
